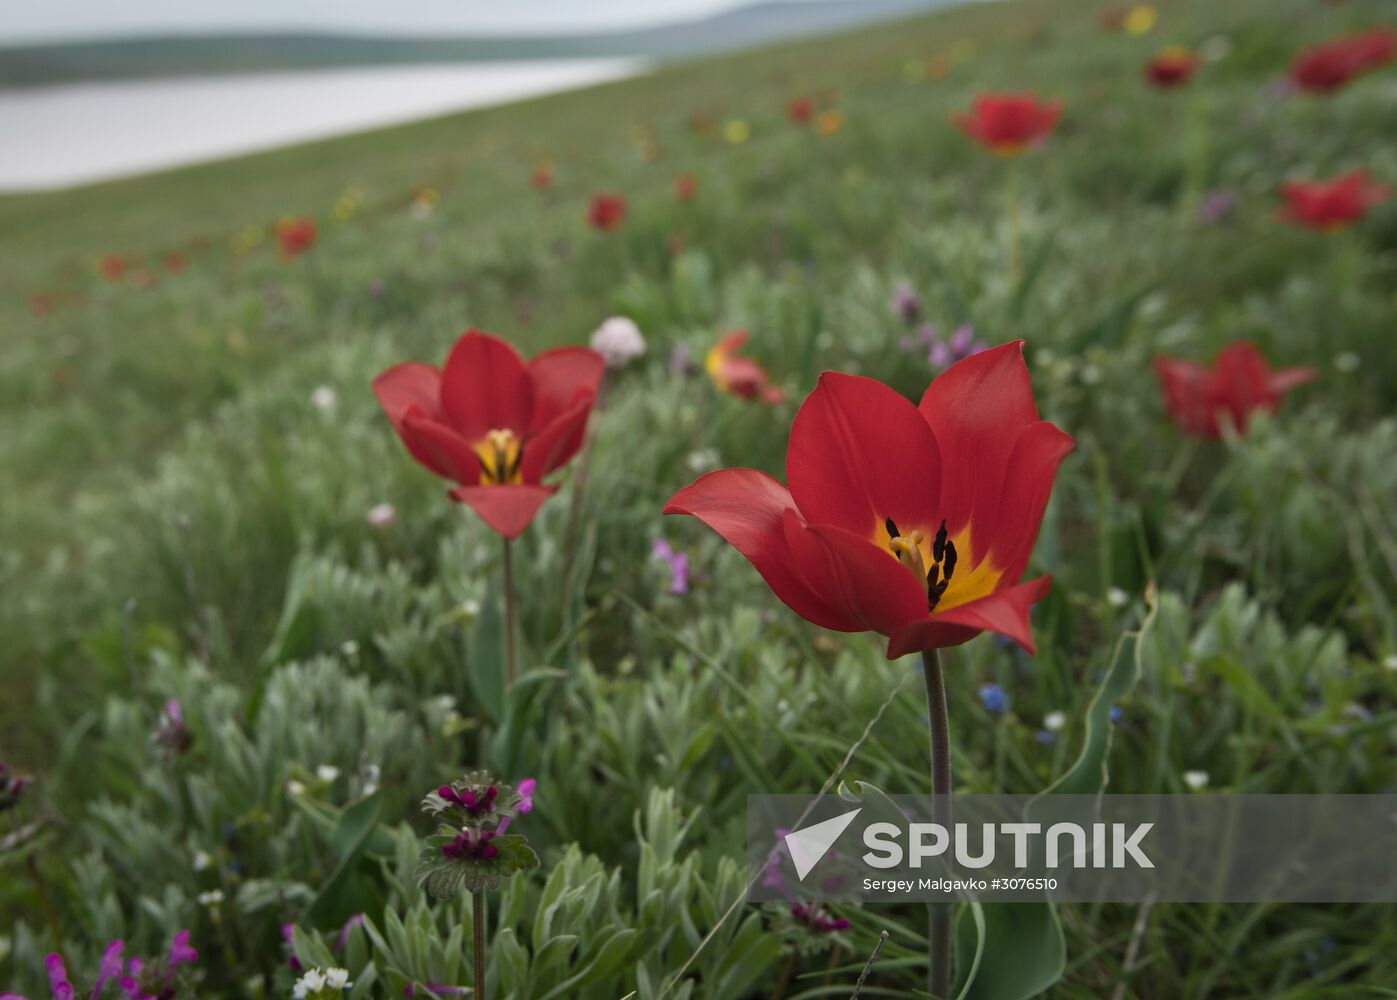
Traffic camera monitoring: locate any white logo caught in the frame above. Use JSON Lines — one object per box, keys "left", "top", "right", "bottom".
{"left": 783, "top": 809, "right": 862, "bottom": 881}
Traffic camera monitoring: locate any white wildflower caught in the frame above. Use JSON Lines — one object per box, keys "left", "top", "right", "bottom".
{"left": 310, "top": 386, "right": 337, "bottom": 412}
{"left": 1384, "top": 654, "right": 1397, "bottom": 672}
{"left": 316, "top": 765, "right": 340, "bottom": 783}
{"left": 286, "top": 779, "right": 306, "bottom": 797}
{"left": 325, "top": 968, "right": 353, "bottom": 990}
{"left": 197, "top": 889, "right": 225, "bottom": 907}
{"left": 1183, "top": 770, "right": 1210, "bottom": 790}
{"left": 1043, "top": 711, "right": 1066, "bottom": 732}
{"left": 192, "top": 850, "right": 213, "bottom": 872}
{"left": 366, "top": 502, "right": 396, "bottom": 528}
{"left": 293, "top": 969, "right": 327, "bottom": 998}
{"left": 1107, "top": 587, "right": 1130, "bottom": 608}
{"left": 590, "top": 316, "right": 646, "bottom": 369}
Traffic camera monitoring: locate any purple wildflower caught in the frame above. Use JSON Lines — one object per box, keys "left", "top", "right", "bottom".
{"left": 168, "top": 929, "right": 198, "bottom": 967}
{"left": 152, "top": 699, "right": 192, "bottom": 756}
{"left": 283, "top": 922, "right": 302, "bottom": 971}
{"left": 495, "top": 777, "right": 536, "bottom": 835}
{"left": 44, "top": 955, "right": 73, "bottom": 1000}
{"left": 651, "top": 539, "right": 690, "bottom": 596}
{"left": 93, "top": 940, "right": 125, "bottom": 996}
{"left": 928, "top": 325, "right": 987, "bottom": 370}
{"left": 1197, "top": 188, "right": 1239, "bottom": 225}
{"left": 442, "top": 829, "right": 498, "bottom": 861}
{"left": 437, "top": 783, "right": 498, "bottom": 816}
{"left": 668, "top": 344, "right": 698, "bottom": 377}
{"left": 335, "top": 914, "right": 365, "bottom": 953}
{"left": 890, "top": 282, "right": 923, "bottom": 325}
{"left": 0, "top": 763, "right": 27, "bottom": 811}
{"left": 791, "top": 903, "right": 850, "bottom": 934}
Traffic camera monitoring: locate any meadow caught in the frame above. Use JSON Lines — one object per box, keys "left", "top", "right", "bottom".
{"left": 2, "top": 0, "right": 1396, "bottom": 996}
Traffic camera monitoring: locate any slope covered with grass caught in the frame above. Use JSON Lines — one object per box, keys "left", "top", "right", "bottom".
{"left": 2, "top": 0, "right": 1396, "bottom": 995}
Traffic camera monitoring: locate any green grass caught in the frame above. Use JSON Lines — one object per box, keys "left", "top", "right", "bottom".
{"left": 2, "top": 0, "right": 1397, "bottom": 996}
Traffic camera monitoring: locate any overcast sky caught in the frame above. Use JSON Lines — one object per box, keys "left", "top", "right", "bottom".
{"left": 2, "top": 0, "right": 742, "bottom": 44}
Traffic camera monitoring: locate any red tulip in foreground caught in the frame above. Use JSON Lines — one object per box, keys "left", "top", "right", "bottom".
{"left": 277, "top": 217, "right": 318, "bottom": 258}
{"left": 373, "top": 330, "right": 605, "bottom": 539}
{"left": 1155, "top": 341, "right": 1315, "bottom": 440}
{"left": 1279, "top": 171, "right": 1390, "bottom": 231}
{"left": 952, "top": 93, "right": 1062, "bottom": 155}
{"left": 587, "top": 194, "right": 627, "bottom": 231}
{"left": 667, "top": 341, "right": 1072, "bottom": 657}
{"left": 1146, "top": 47, "right": 1200, "bottom": 88}
{"left": 705, "top": 330, "right": 785, "bottom": 404}
{"left": 1290, "top": 28, "right": 1395, "bottom": 95}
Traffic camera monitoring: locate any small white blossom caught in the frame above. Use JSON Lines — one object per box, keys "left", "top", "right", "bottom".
{"left": 192, "top": 850, "right": 213, "bottom": 872}
{"left": 460, "top": 598, "right": 482, "bottom": 617}
{"left": 316, "top": 765, "right": 340, "bottom": 783}
{"left": 366, "top": 502, "right": 396, "bottom": 528}
{"left": 1107, "top": 587, "right": 1130, "bottom": 608}
{"left": 686, "top": 448, "right": 721, "bottom": 473}
{"left": 286, "top": 779, "right": 307, "bottom": 797}
{"left": 311, "top": 386, "right": 338, "bottom": 412}
{"left": 1334, "top": 352, "right": 1360, "bottom": 373}
{"left": 293, "top": 969, "right": 327, "bottom": 998}
{"left": 590, "top": 316, "right": 646, "bottom": 369}
{"left": 1384, "top": 654, "right": 1397, "bottom": 672}
{"left": 1043, "top": 711, "right": 1066, "bottom": 732}
{"left": 341, "top": 639, "right": 359, "bottom": 657}
{"left": 1183, "top": 770, "right": 1210, "bottom": 790}
{"left": 197, "top": 889, "right": 225, "bottom": 907}
{"left": 325, "top": 968, "right": 353, "bottom": 989}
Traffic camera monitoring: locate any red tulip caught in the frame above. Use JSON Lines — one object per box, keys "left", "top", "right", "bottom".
{"left": 952, "top": 93, "right": 1062, "bottom": 155}
{"left": 1279, "top": 170, "right": 1389, "bottom": 231}
{"left": 787, "top": 97, "right": 815, "bottom": 124}
{"left": 666, "top": 341, "right": 1073, "bottom": 656}
{"left": 1154, "top": 342, "right": 1314, "bottom": 440}
{"left": 1145, "top": 47, "right": 1200, "bottom": 88}
{"left": 373, "top": 330, "right": 605, "bottom": 538}
{"left": 705, "top": 330, "right": 785, "bottom": 404}
{"left": 587, "top": 194, "right": 627, "bottom": 231}
{"left": 277, "top": 217, "right": 318, "bottom": 258}
{"left": 1290, "top": 28, "right": 1395, "bottom": 94}
{"left": 100, "top": 255, "right": 126, "bottom": 281}
{"left": 164, "top": 252, "right": 188, "bottom": 273}
{"left": 531, "top": 165, "right": 554, "bottom": 192}
{"left": 673, "top": 173, "right": 697, "bottom": 203}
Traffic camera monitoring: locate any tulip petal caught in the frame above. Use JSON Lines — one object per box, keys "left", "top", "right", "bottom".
{"left": 919, "top": 341, "right": 1040, "bottom": 537}
{"left": 449, "top": 484, "right": 556, "bottom": 539}
{"left": 663, "top": 470, "right": 861, "bottom": 631}
{"left": 804, "top": 523, "right": 929, "bottom": 636}
{"left": 373, "top": 362, "right": 444, "bottom": 425}
{"left": 1268, "top": 366, "right": 1317, "bottom": 395}
{"left": 887, "top": 575, "right": 1052, "bottom": 658}
{"left": 787, "top": 372, "right": 941, "bottom": 537}
{"left": 400, "top": 412, "right": 480, "bottom": 484}
{"left": 529, "top": 347, "right": 605, "bottom": 432}
{"left": 984, "top": 421, "right": 1075, "bottom": 583}
{"left": 440, "top": 330, "right": 534, "bottom": 441}
{"left": 521, "top": 397, "right": 592, "bottom": 482}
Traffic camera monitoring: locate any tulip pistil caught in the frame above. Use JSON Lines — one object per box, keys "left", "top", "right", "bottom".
{"left": 472, "top": 429, "right": 523, "bottom": 486}
{"left": 886, "top": 517, "right": 959, "bottom": 611}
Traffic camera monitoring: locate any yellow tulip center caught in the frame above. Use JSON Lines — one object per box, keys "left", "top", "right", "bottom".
{"left": 472, "top": 429, "right": 523, "bottom": 486}
{"left": 880, "top": 517, "right": 1002, "bottom": 612}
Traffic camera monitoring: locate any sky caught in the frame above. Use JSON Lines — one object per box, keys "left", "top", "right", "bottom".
{"left": 2, "top": 0, "right": 744, "bottom": 44}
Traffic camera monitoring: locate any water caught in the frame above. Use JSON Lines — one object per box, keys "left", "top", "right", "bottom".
{"left": 0, "top": 59, "right": 645, "bottom": 192}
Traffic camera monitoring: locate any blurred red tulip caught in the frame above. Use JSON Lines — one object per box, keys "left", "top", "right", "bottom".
{"left": 666, "top": 341, "right": 1072, "bottom": 656}
{"left": 787, "top": 97, "right": 815, "bottom": 124}
{"left": 952, "top": 93, "right": 1062, "bottom": 155}
{"left": 164, "top": 252, "right": 188, "bottom": 273}
{"left": 1279, "top": 170, "right": 1389, "bottom": 230}
{"left": 587, "top": 194, "right": 627, "bottom": 231}
{"left": 532, "top": 164, "right": 554, "bottom": 191}
{"left": 1290, "top": 28, "right": 1395, "bottom": 94}
{"left": 673, "top": 173, "right": 697, "bottom": 202}
{"left": 30, "top": 293, "right": 53, "bottom": 317}
{"left": 100, "top": 255, "right": 126, "bottom": 281}
{"left": 1146, "top": 48, "right": 1200, "bottom": 88}
{"left": 373, "top": 330, "right": 605, "bottom": 538}
{"left": 1155, "top": 342, "right": 1314, "bottom": 439}
{"left": 277, "top": 217, "right": 318, "bottom": 258}
{"left": 705, "top": 330, "right": 784, "bottom": 404}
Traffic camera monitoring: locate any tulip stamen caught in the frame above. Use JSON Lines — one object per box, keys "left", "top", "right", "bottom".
{"left": 473, "top": 428, "right": 524, "bottom": 486}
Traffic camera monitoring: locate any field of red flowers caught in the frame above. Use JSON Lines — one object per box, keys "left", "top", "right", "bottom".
{"left": 2, "top": 0, "right": 1395, "bottom": 996}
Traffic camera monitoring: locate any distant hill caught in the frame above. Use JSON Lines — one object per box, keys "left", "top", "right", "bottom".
{"left": 0, "top": 0, "right": 953, "bottom": 87}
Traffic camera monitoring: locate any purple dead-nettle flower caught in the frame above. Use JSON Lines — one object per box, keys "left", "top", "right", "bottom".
{"left": 1197, "top": 188, "right": 1239, "bottom": 225}
{"left": 928, "top": 325, "right": 987, "bottom": 370}
{"left": 93, "top": 940, "right": 125, "bottom": 996}
{"left": 0, "top": 763, "right": 27, "bottom": 811}
{"left": 152, "top": 699, "right": 193, "bottom": 757}
{"left": 890, "top": 281, "right": 923, "bottom": 325}
{"left": 416, "top": 770, "right": 540, "bottom": 898}
{"left": 651, "top": 539, "right": 690, "bottom": 596}
{"left": 791, "top": 903, "right": 851, "bottom": 935}
{"left": 45, "top": 955, "right": 73, "bottom": 1000}
{"left": 283, "top": 922, "right": 303, "bottom": 971}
